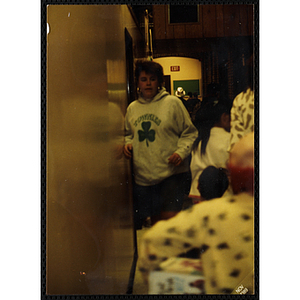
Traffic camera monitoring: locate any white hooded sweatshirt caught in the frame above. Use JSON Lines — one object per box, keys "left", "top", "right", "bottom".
{"left": 125, "top": 87, "right": 198, "bottom": 186}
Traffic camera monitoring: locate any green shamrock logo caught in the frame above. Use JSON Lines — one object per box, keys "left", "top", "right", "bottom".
{"left": 138, "top": 121, "right": 155, "bottom": 147}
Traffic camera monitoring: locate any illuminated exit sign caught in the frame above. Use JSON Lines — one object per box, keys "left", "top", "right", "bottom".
{"left": 170, "top": 66, "right": 180, "bottom": 72}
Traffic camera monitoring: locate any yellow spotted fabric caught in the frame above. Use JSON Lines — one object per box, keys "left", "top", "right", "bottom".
{"left": 229, "top": 88, "right": 254, "bottom": 151}
{"left": 138, "top": 192, "right": 254, "bottom": 294}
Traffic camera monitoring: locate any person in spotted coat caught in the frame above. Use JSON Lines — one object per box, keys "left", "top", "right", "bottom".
{"left": 229, "top": 54, "right": 254, "bottom": 151}
{"left": 138, "top": 132, "right": 255, "bottom": 294}
{"left": 229, "top": 88, "right": 254, "bottom": 151}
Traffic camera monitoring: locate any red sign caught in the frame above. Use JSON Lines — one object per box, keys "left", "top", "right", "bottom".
{"left": 170, "top": 66, "right": 180, "bottom": 72}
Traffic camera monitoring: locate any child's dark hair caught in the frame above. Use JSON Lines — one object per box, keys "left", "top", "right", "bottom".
{"left": 134, "top": 60, "right": 164, "bottom": 88}
{"left": 198, "top": 166, "right": 229, "bottom": 200}
{"left": 192, "top": 97, "right": 231, "bottom": 155}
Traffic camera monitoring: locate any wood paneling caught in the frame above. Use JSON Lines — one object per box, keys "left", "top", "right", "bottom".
{"left": 165, "top": 5, "right": 174, "bottom": 39}
{"left": 186, "top": 5, "right": 203, "bottom": 38}
{"left": 216, "top": 5, "right": 225, "bottom": 37}
{"left": 224, "top": 5, "right": 241, "bottom": 37}
{"left": 153, "top": 5, "right": 166, "bottom": 40}
{"left": 165, "top": 24, "right": 174, "bottom": 39}
{"left": 240, "top": 5, "right": 250, "bottom": 36}
{"left": 203, "top": 5, "right": 217, "bottom": 38}
{"left": 185, "top": 23, "right": 203, "bottom": 38}
{"left": 153, "top": 4, "right": 253, "bottom": 40}
{"left": 247, "top": 5, "right": 254, "bottom": 36}
{"left": 174, "top": 24, "right": 186, "bottom": 39}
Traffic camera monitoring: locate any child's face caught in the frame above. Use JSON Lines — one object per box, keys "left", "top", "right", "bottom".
{"left": 138, "top": 71, "right": 159, "bottom": 100}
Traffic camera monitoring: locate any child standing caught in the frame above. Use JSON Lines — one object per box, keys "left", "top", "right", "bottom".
{"left": 189, "top": 99, "right": 231, "bottom": 203}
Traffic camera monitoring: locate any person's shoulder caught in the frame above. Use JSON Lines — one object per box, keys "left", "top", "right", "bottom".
{"left": 163, "top": 94, "right": 181, "bottom": 102}
{"left": 189, "top": 194, "right": 253, "bottom": 221}
{"left": 163, "top": 95, "right": 188, "bottom": 111}
{"left": 211, "top": 127, "right": 230, "bottom": 134}
{"left": 210, "top": 128, "right": 230, "bottom": 143}
{"left": 127, "top": 99, "right": 139, "bottom": 109}
{"left": 190, "top": 196, "right": 227, "bottom": 212}
{"left": 195, "top": 195, "right": 240, "bottom": 210}
{"left": 233, "top": 88, "right": 254, "bottom": 105}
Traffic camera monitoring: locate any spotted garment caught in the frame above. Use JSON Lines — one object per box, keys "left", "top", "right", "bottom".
{"left": 229, "top": 88, "right": 254, "bottom": 151}
{"left": 138, "top": 193, "right": 254, "bottom": 294}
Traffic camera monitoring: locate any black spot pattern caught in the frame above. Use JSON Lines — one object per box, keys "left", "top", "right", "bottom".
{"left": 139, "top": 267, "right": 147, "bottom": 273}
{"left": 218, "top": 213, "right": 226, "bottom": 220}
{"left": 148, "top": 254, "right": 157, "bottom": 261}
{"left": 167, "top": 227, "right": 178, "bottom": 234}
{"left": 210, "top": 278, "right": 217, "bottom": 288}
{"left": 211, "top": 260, "right": 217, "bottom": 269}
{"left": 234, "top": 252, "right": 244, "bottom": 260}
{"left": 164, "top": 238, "right": 172, "bottom": 246}
{"left": 217, "top": 242, "right": 230, "bottom": 250}
{"left": 202, "top": 216, "right": 209, "bottom": 227}
{"left": 199, "top": 244, "right": 210, "bottom": 254}
{"left": 228, "top": 198, "right": 236, "bottom": 203}
{"left": 186, "top": 227, "right": 196, "bottom": 238}
{"left": 220, "top": 288, "right": 233, "bottom": 294}
{"left": 183, "top": 242, "right": 192, "bottom": 248}
{"left": 229, "top": 269, "right": 241, "bottom": 277}
{"left": 208, "top": 228, "right": 216, "bottom": 235}
{"left": 245, "top": 114, "right": 251, "bottom": 129}
{"left": 234, "top": 125, "right": 243, "bottom": 132}
{"left": 243, "top": 235, "right": 252, "bottom": 242}
{"left": 241, "top": 213, "right": 251, "bottom": 220}
{"left": 144, "top": 238, "right": 151, "bottom": 245}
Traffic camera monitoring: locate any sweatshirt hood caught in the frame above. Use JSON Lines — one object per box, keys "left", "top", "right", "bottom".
{"left": 138, "top": 87, "right": 169, "bottom": 104}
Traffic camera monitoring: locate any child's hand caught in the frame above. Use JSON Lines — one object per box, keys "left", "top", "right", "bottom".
{"left": 123, "top": 144, "right": 133, "bottom": 159}
{"left": 168, "top": 153, "right": 182, "bottom": 166}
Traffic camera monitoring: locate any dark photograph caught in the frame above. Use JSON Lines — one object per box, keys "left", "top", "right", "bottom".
{"left": 42, "top": 2, "right": 258, "bottom": 298}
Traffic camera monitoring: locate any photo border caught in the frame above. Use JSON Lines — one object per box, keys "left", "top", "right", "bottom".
{"left": 41, "top": 1, "right": 259, "bottom": 299}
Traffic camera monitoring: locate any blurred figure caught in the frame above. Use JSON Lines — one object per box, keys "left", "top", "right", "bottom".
{"left": 138, "top": 132, "right": 255, "bottom": 294}
{"left": 175, "top": 87, "right": 189, "bottom": 112}
{"left": 189, "top": 99, "right": 231, "bottom": 203}
{"left": 124, "top": 61, "right": 198, "bottom": 228}
{"left": 187, "top": 92, "right": 200, "bottom": 120}
{"left": 204, "top": 83, "right": 221, "bottom": 101}
{"left": 229, "top": 54, "right": 254, "bottom": 151}
{"left": 196, "top": 166, "right": 229, "bottom": 203}
{"left": 175, "top": 86, "right": 186, "bottom": 99}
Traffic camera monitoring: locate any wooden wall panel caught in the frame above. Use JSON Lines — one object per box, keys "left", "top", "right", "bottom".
{"left": 165, "top": 24, "right": 174, "bottom": 39}
{"left": 153, "top": 5, "right": 166, "bottom": 40}
{"left": 216, "top": 5, "right": 224, "bottom": 37}
{"left": 247, "top": 5, "right": 254, "bottom": 36}
{"left": 224, "top": 5, "right": 241, "bottom": 37}
{"left": 183, "top": 5, "right": 203, "bottom": 38}
{"left": 185, "top": 23, "right": 203, "bottom": 38}
{"left": 173, "top": 24, "right": 186, "bottom": 39}
{"left": 164, "top": 5, "right": 174, "bottom": 39}
{"left": 239, "top": 5, "right": 249, "bottom": 36}
{"left": 203, "top": 5, "right": 217, "bottom": 38}
{"left": 153, "top": 4, "right": 253, "bottom": 40}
